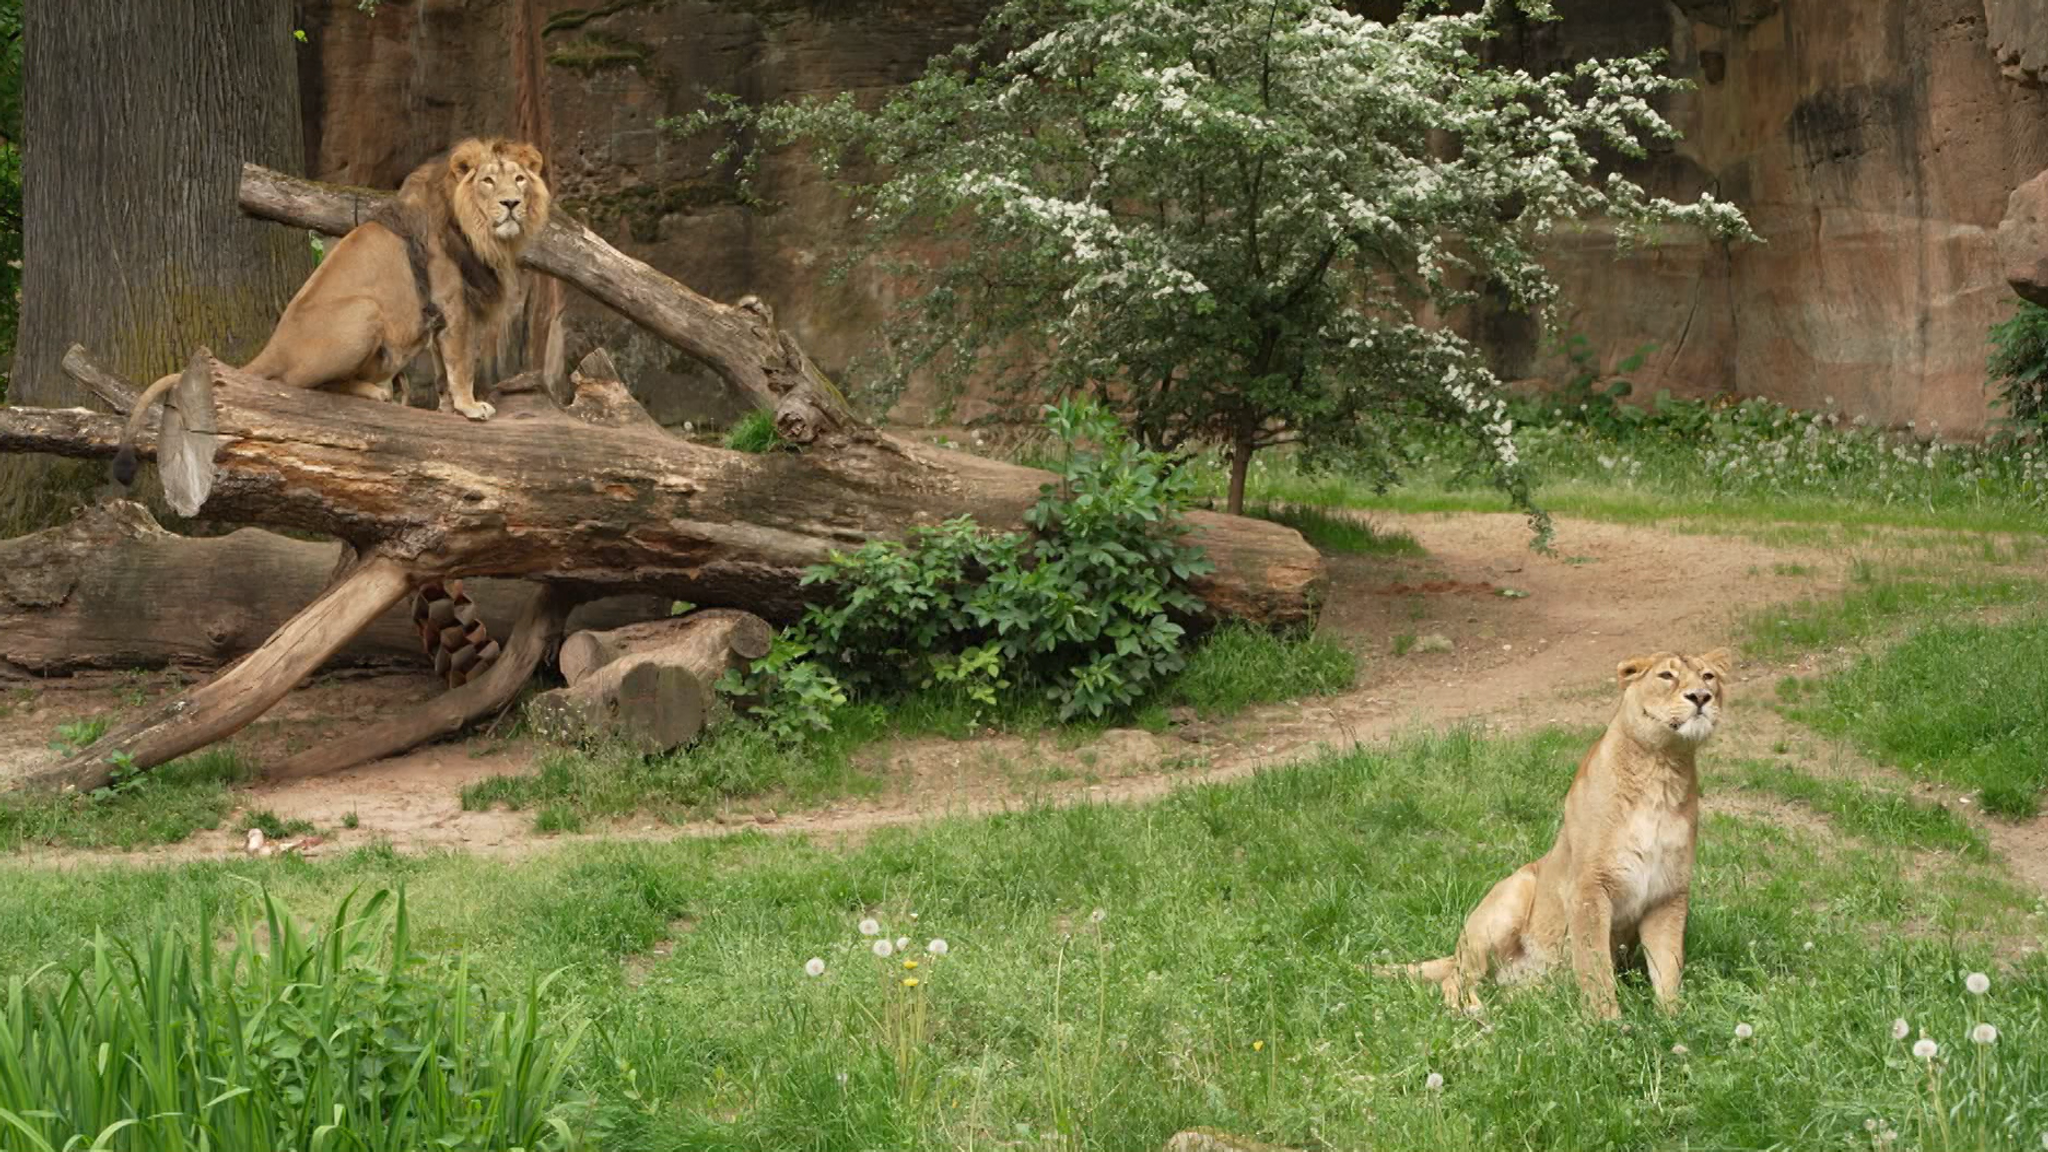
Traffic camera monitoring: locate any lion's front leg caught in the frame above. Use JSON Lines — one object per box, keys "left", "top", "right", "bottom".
{"left": 436, "top": 322, "right": 495, "bottom": 421}
{"left": 1568, "top": 880, "right": 1621, "bottom": 1020}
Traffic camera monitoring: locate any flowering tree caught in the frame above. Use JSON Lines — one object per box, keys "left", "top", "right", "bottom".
{"left": 698, "top": 0, "right": 1753, "bottom": 520}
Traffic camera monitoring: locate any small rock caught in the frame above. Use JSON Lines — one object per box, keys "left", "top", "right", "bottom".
{"left": 755, "top": 809, "right": 779, "bottom": 825}
{"left": 1414, "top": 633, "right": 1454, "bottom": 654}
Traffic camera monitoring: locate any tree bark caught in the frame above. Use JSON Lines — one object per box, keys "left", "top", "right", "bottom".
{"left": 235, "top": 162, "right": 855, "bottom": 444}
{"left": 21, "top": 556, "right": 415, "bottom": 795}
{"left": 4, "top": 0, "right": 310, "bottom": 532}
{"left": 531, "top": 609, "right": 774, "bottom": 752}
{"left": 559, "top": 608, "right": 773, "bottom": 688}
{"left": 0, "top": 498, "right": 673, "bottom": 678}
{"left": 0, "top": 355, "right": 1324, "bottom": 631}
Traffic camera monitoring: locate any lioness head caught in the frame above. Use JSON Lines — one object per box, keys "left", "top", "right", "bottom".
{"left": 1617, "top": 648, "right": 1731, "bottom": 748}
{"left": 448, "top": 137, "right": 551, "bottom": 249}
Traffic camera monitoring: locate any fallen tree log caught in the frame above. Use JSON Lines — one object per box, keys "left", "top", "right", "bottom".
{"left": 558, "top": 608, "right": 772, "bottom": 688}
{"left": 530, "top": 608, "right": 773, "bottom": 752}
{"left": 1, "top": 355, "right": 1322, "bottom": 626}
{"left": 0, "top": 352, "right": 1320, "bottom": 793}
{"left": 0, "top": 499, "right": 673, "bottom": 677}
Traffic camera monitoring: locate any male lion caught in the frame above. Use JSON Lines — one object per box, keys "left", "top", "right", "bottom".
{"left": 112, "top": 137, "right": 551, "bottom": 485}
{"left": 1387, "top": 648, "right": 1732, "bottom": 1019}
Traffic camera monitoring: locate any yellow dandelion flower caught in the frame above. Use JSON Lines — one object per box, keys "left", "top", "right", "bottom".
{"left": 903, "top": 977, "right": 921, "bottom": 988}
{"left": 1253, "top": 1040, "right": 1265, "bottom": 1052}
{"left": 903, "top": 959, "right": 919, "bottom": 970}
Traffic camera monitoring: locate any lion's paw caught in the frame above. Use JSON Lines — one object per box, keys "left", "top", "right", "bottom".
{"left": 456, "top": 400, "right": 496, "bottom": 421}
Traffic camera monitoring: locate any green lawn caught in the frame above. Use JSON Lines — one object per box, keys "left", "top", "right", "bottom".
{"left": 3, "top": 728, "right": 2042, "bottom": 1151}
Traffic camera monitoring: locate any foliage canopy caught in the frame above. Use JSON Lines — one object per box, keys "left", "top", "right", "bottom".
{"left": 684, "top": 0, "right": 1754, "bottom": 521}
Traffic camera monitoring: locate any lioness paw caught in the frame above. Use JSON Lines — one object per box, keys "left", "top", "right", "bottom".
{"left": 457, "top": 400, "right": 496, "bottom": 421}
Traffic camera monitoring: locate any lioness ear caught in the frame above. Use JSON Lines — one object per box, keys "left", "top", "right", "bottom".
{"left": 448, "top": 139, "right": 487, "bottom": 180}
{"left": 507, "top": 142, "right": 544, "bottom": 175}
{"left": 1616, "top": 656, "right": 1653, "bottom": 687}
{"left": 1698, "top": 647, "right": 1734, "bottom": 681}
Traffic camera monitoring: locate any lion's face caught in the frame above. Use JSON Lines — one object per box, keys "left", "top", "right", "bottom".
{"left": 1617, "top": 649, "right": 1730, "bottom": 749}
{"left": 449, "top": 139, "right": 551, "bottom": 247}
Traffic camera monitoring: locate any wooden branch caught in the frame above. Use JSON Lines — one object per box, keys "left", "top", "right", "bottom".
{"left": 237, "top": 162, "right": 856, "bottom": 443}
{"left": 271, "top": 584, "right": 574, "bottom": 781}
{"left": 1, "top": 354, "right": 1325, "bottom": 629}
{"left": 61, "top": 342, "right": 139, "bottom": 411}
{"left": 21, "top": 556, "right": 415, "bottom": 794}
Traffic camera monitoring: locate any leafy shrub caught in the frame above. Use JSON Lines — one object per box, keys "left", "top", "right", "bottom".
{"left": 728, "top": 399, "right": 1214, "bottom": 725}
{"left": 1987, "top": 298, "right": 2048, "bottom": 435}
{"left": 0, "top": 887, "right": 594, "bottom": 1150}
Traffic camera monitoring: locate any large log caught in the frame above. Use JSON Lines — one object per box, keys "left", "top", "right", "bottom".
{"left": 558, "top": 608, "right": 773, "bottom": 688}
{"left": 0, "top": 356, "right": 1323, "bottom": 628}
{"left": 529, "top": 608, "right": 774, "bottom": 752}
{"left": 236, "top": 162, "right": 853, "bottom": 445}
{"left": 18, "top": 557, "right": 416, "bottom": 795}
{"left": 0, "top": 499, "right": 674, "bottom": 677}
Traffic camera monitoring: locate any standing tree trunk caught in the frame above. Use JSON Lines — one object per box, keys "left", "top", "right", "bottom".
{"left": 1, "top": 0, "right": 310, "bottom": 533}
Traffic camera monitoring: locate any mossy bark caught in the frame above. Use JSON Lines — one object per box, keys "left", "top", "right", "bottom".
{"left": 1, "top": 0, "right": 312, "bottom": 536}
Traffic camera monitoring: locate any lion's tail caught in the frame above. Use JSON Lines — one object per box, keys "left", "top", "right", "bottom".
{"left": 110, "top": 371, "right": 182, "bottom": 487}
{"left": 1371, "top": 957, "right": 1455, "bottom": 984}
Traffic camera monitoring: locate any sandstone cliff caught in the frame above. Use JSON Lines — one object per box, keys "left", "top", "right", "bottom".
{"left": 299, "top": 0, "right": 2048, "bottom": 433}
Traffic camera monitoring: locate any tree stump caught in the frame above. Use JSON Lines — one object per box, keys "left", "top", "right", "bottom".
{"left": 529, "top": 608, "right": 774, "bottom": 753}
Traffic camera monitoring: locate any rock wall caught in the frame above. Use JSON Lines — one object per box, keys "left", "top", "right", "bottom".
{"left": 299, "top": 0, "right": 2048, "bottom": 433}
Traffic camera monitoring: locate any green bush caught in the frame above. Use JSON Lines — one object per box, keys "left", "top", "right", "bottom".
{"left": 1988, "top": 298, "right": 2048, "bottom": 434}
{"left": 727, "top": 399, "right": 1213, "bottom": 725}
{"left": 0, "top": 888, "right": 594, "bottom": 1150}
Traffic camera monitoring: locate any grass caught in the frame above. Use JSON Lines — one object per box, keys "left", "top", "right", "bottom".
{"left": 240, "top": 808, "right": 317, "bottom": 839}
{"left": 1242, "top": 502, "right": 1424, "bottom": 556}
{"left": 724, "top": 410, "right": 781, "bottom": 453}
{"left": 1787, "top": 614, "right": 2048, "bottom": 818}
{"left": 2, "top": 727, "right": 2043, "bottom": 1150}
{"left": 1182, "top": 428, "right": 2048, "bottom": 541}
{"left": 1741, "top": 567, "right": 2042, "bottom": 661}
{"left": 1726, "top": 757, "right": 1987, "bottom": 858}
{"left": 464, "top": 624, "right": 1358, "bottom": 831}
{"left": 0, "top": 887, "right": 593, "bottom": 1149}
{"left": 0, "top": 748, "right": 251, "bottom": 852}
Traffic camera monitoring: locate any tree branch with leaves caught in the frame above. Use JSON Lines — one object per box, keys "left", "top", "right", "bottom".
{"left": 678, "top": 0, "right": 1756, "bottom": 534}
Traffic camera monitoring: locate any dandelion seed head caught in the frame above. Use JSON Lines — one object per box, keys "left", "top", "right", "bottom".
{"left": 1966, "top": 972, "right": 1990, "bottom": 995}
{"left": 859, "top": 918, "right": 881, "bottom": 937}
{"left": 804, "top": 957, "right": 826, "bottom": 977}
{"left": 1913, "top": 1038, "right": 1938, "bottom": 1060}
{"left": 1971, "top": 1023, "right": 1999, "bottom": 1045}
{"left": 1733, "top": 1022, "right": 1753, "bottom": 1040}
{"left": 896, "top": 936, "right": 911, "bottom": 951}
{"left": 1090, "top": 907, "right": 1107, "bottom": 924}
{"left": 1891, "top": 1018, "right": 1910, "bottom": 1041}
{"left": 873, "top": 939, "right": 894, "bottom": 958}
{"left": 927, "top": 938, "right": 949, "bottom": 955}
{"left": 1425, "top": 1071, "right": 1444, "bottom": 1091}
{"left": 1671, "top": 1044, "right": 1688, "bottom": 1056}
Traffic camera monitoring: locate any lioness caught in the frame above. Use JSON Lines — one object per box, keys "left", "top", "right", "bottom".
{"left": 112, "top": 137, "right": 551, "bottom": 485}
{"left": 1390, "top": 648, "right": 1732, "bottom": 1019}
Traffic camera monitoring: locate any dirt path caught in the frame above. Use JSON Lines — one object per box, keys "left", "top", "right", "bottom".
{"left": 9, "top": 509, "right": 2043, "bottom": 884}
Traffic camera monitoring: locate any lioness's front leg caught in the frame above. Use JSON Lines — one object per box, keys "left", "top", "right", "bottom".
{"left": 1637, "top": 896, "right": 1688, "bottom": 1013}
{"left": 436, "top": 323, "right": 495, "bottom": 421}
{"left": 1569, "top": 881, "right": 1621, "bottom": 1019}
